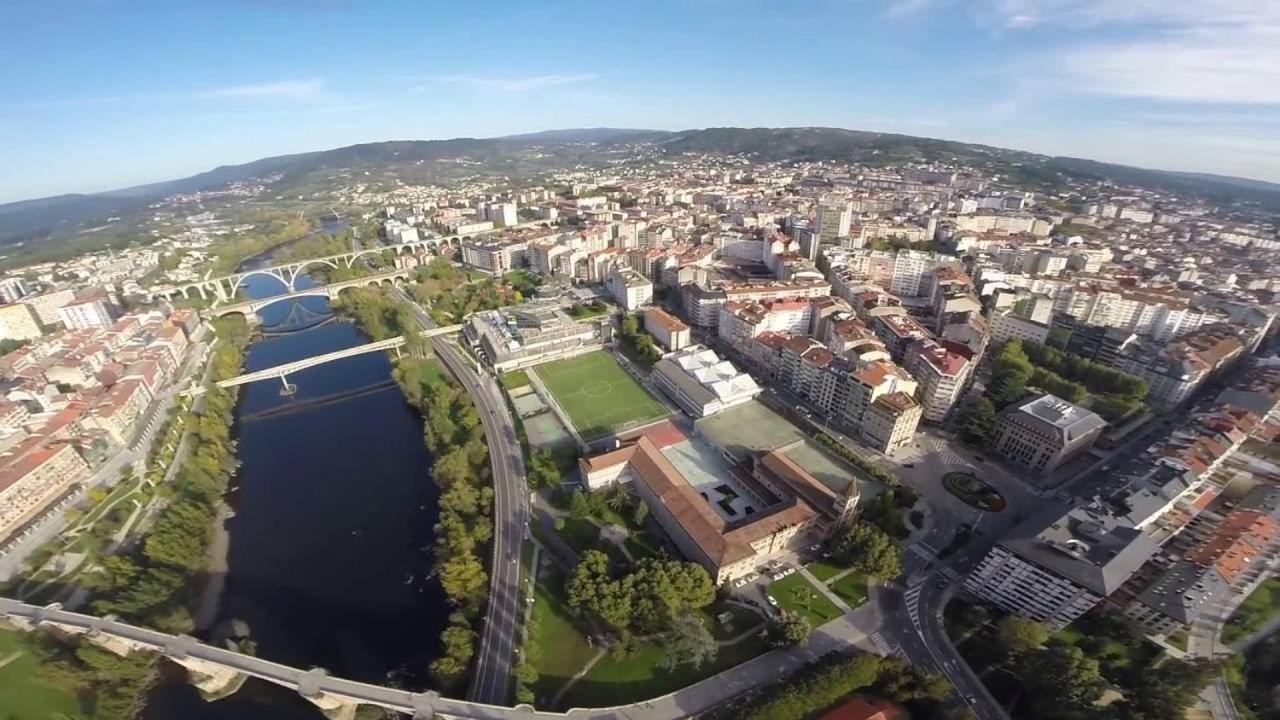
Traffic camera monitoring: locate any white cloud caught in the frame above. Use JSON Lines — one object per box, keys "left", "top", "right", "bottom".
{"left": 197, "top": 79, "right": 325, "bottom": 99}
{"left": 981, "top": 1, "right": 1280, "bottom": 105}
{"left": 13, "top": 79, "right": 327, "bottom": 110}
{"left": 435, "top": 73, "right": 597, "bottom": 93}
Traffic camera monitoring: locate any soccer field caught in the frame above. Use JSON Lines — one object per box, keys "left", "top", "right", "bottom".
{"left": 535, "top": 352, "right": 668, "bottom": 439}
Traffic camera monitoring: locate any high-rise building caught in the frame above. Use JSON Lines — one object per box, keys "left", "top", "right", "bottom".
{"left": 815, "top": 196, "right": 853, "bottom": 245}
{"left": 0, "top": 277, "right": 28, "bottom": 304}
{"left": 57, "top": 289, "right": 118, "bottom": 330}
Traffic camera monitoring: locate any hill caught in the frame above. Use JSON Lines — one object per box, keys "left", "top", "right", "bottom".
{"left": 3, "top": 126, "right": 1279, "bottom": 252}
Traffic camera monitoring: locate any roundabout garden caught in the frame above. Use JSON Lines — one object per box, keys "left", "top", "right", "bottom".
{"left": 942, "top": 471, "right": 1007, "bottom": 512}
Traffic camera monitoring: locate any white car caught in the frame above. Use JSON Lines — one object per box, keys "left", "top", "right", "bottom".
{"left": 766, "top": 595, "right": 779, "bottom": 607}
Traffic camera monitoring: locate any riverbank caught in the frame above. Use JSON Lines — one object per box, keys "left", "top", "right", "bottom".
{"left": 335, "top": 287, "right": 496, "bottom": 692}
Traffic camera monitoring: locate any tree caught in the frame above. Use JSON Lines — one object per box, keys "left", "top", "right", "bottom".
{"left": 995, "top": 615, "right": 1049, "bottom": 657}
{"left": 988, "top": 368, "right": 1028, "bottom": 408}
{"left": 658, "top": 611, "right": 719, "bottom": 670}
{"left": 958, "top": 397, "right": 997, "bottom": 445}
{"left": 632, "top": 499, "right": 650, "bottom": 527}
{"left": 438, "top": 552, "right": 488, "bottom": 604}
{"left": 1023, "top": 644, "right": 1105, "bottom": 718}
{"left": 834, "top": 522, "right": 902, "bottom": 580}
{"left": 766, "top": 613, "right": 812, "bottom": 648}
{"left": 875, "top": 656, "right": 952, "bottom": 703}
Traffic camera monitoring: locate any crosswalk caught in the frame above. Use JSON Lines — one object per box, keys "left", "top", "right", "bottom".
{"left": 935, "top": 445, "right": 975, "bottom": 468}
{"left": 869, "top": 631, "right": 896, "bottom": 656}
{"left": 939, "top": 566, "right": 961, "bottom": 581}
{"left": 909, "top": 542, "right": 937, "bottom": 561}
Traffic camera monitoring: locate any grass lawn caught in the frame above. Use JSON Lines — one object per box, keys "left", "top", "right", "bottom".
{"left": 806, "top": 559, "right": 846, "bottom": 583}
{"left": 1223, "top": 577, "right": 1280, "bottom": 645}
{"left": 702, "top": 603, "right": 764, "bottom": 641}
{"left": 555, "top": 516, "right": 602, "bottom": 555}
{"left": 502, "top": 369, "right": 531, "bottom": 389}
{"left": 558, "top": 629, "right": 769, "bottom": 709}
{"left": 768, "top": 573, "right": 841, "bottom": 627}
{"left": 528, "top": 570, "right": 600, "bottom": 705}
{"left": 828, "top": 573, "right": 869, "bottom": 607}
{"left": 534, "top": 352, "right": 667, "bottom": 440}
{"left": 0, "top": 629, "right": 83, "bottom": 720}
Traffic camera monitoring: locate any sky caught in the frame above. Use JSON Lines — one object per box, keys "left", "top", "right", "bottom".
{"left": 3, "top": 0, "right": 1280, "bottom": 203}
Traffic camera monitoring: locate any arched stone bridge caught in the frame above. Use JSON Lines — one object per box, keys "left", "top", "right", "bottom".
{"left": 207, "top": 269, "right": 414, "bottom": 325}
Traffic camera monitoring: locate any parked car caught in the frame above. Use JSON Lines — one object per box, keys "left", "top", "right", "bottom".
{"left": 766, "top": 595, "right": 779, "bottom": 608}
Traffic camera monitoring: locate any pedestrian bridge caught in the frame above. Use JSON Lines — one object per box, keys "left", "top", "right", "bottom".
{"left": 180, "top": 325, "right": 462, "bottom": 397}
{"left": 0, "top": 597, "right": 721, "bottom": 720}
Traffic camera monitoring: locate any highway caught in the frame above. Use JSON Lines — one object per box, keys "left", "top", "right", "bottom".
{"left": 394, "top": 289, "right": 527, "bottom": 707}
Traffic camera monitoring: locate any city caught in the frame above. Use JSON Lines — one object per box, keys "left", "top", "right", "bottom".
{"left": 2, "top": 4, "right": 1280, "bottom": 720}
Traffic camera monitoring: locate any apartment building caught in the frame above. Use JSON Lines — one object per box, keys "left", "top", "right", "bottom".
{"left": 57, "top": 289, "right": 118, "bottom": 330}
{"left": 0, "top": 441, "right": 92, "bottom": 541}
{"left": 19, "top": 288, "right": 75, "bottom": 328}
{"left": 606, "top": 268, "right": 654, "bottom": 311}
{"left": 461, "top": 237, "right": 527, "bottom": 273}
{"left": 815, "top": 196, "right": 853, "bottom": 244}
{"left": 993, "top": 394, "right": 1107, "bottom": 476}
{"left": 716, "top": 299, "right": 812, "bottom": 348}
{"left": 902, "top": 338, "right": 974, "bottom": 423}
{"left": 965, "top": 506, "right": 1159, "bottom": 628}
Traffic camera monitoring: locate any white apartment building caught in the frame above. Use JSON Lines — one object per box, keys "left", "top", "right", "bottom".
{"left": 903, "top": 338, "right": 974, "bottom": 423}
{"left": 0, "top": 442, "right": 92, "bottom": 542}
{"left": 606, "top": 268, "right": 653, "bottom": 311}
{"left": 58, "top": 291, "right": 116, "bottom": 331}
{"left": 0, "top": 278, "right": 28, "bottom": 303}
{"left": 461, "top": 238, "right": 527, "bottom": 274}
{"left": 988, "top": 311, "right": 1051, "bottom": 347}
{"left": 716, "top": 299, "right": 812, "bottom": 350}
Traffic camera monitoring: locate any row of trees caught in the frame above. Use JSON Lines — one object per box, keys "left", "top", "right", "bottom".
{"left": 713, "top": 650, "right": 954, "bottom": 720}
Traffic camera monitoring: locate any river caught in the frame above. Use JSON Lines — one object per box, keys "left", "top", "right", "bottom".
{"left": 143, "top": 268, "right": 448, "bottom": 719}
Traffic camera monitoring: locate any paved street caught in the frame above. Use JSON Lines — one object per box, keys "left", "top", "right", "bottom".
{"left": 395, "top": 289, "right": 528, "bottom": 707}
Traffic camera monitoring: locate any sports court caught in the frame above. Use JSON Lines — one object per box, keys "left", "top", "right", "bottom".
{"left": 534, "top": 351, "right": 668, "bottom": 440}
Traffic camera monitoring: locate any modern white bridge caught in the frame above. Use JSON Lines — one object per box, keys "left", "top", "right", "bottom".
{"left": 181, "top": 325, "right": 463, "bottom": 396}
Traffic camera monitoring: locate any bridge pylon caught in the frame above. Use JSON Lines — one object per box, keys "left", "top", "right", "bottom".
{"left": 279, "top": 376, "right": 297, "bottom": 396}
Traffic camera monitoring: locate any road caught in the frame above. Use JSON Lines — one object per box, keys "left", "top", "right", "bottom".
{"left": 394, "top": 289, "right": 527, "bottom": 707}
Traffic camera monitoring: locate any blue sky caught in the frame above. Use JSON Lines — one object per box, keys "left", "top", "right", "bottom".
{"left": 3, "top": 0, "right": 1279, "bottom": 203}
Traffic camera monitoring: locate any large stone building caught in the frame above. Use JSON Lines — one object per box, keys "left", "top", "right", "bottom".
{"left": 993, "top": 394, "right": 1106, "bottom": 476}
{"left": 579, "top": 433, "right": 857, "bottom": 584}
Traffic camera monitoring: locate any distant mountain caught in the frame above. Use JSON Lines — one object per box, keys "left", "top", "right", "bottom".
{"left": 3, "top": 126, "right": 1279, "bottom": 250}
{"left": 497, "top": 127, "right": 671, "bottom": 144}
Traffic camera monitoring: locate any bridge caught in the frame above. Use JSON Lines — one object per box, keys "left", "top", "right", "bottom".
{"left": 150, "top": 219, "right": 555, "bottom": 302}
{"left": 0, "top": 598, "right": 635, "bottom": 720}
{"left": 181, "top": 325, "right": 462, "bottom": 396}
{"left": 207, "top": 269, "right": 414, "bottom": 324}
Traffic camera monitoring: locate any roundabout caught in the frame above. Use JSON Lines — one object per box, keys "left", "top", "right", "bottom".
{"left": 942, "top": 471, "right": 1007, "bottom": 512}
